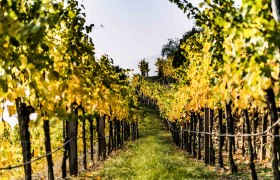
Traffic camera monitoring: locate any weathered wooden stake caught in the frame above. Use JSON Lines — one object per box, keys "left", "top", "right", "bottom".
{"left": 204, "top": 108, "right": 210, "bottom": 164}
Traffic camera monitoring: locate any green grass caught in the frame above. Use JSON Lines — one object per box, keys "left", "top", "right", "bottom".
{"left": 90, "top": 105, "right": 218, "bottom": 180}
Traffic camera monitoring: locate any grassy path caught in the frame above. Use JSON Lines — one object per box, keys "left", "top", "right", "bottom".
{"left": 89, "top": 105, "right": 218, "bottom": 179}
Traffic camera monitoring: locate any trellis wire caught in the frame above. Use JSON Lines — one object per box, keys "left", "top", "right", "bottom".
{"left": 0, "top": 130, "right": 123, "bottom": 171}
{"left": 166, "top": 117, "right": 280, "bottom": 137}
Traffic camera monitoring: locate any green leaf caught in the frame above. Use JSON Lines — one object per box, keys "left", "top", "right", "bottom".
{"left": 0, "top": 78, "right": 8, "bottom": 93}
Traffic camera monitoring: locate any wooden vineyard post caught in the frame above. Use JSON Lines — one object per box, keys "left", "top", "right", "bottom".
{"left": 124, "top": 121, "right": 127, "bottom": 141}
{"left": 226, "top": 103, "right": 238, "bottom": 174}
{"left": 260, "top": 114, "right": 268, "bottom": 160}
{"left": 136, "top": 121, "right": 139, "bottom": 139}
{"left": 197, "top": 113, "right": 202, "bottom": 160}
{"left": 244, "top": 109, "right": 257, "bottom": 180}
{"left": 117, "top": 120, "right": 121, "bottom": 147}
{"left": 124, "top": 121, "right": 129, "bottom": 141}
{"left": 16, "top": 99, "right": 33, "bottom": 180}
{"left": 134, "top": 122, "right": 137, "bottom": 140}
{"left": 218, "top": 109, "right": 225, "bottom": 168}
{"left": 173, "top": 121, "right": 179, "bottom": 147}
{"left": 177, "top": 122, "right": 180, "bottom": 147}
{"left": 81, "top": 109, "right": 87, "bottom": 170}
{"left": 188, "top": 117, "right": 193, "bottom": 154}
{"left": 113, "top": 120, "right": 117, "bottom": 150}
{"left": 192, "top": 112, "right": 197, "bottom": 157}
{"left": 242, "top": 121, "right": 246, "bottom": 157}
{"left": 128, "top": 122, "right": 131, "bottom": 138}
{"left": 253, "top": 111, "right": 259, "bottom": 159}
{"left": 89, "top": 117, "right": 94, "bottom": 161}
{"left": 204, "top": 108, "right": 210, "bottom": 165}
{"left": 132, "top": 122, "right": 136, "bottom": 141}
{"left": 97, "top": 115, "right": 106, "bottom": 161}
{"left": 175, "top": 122, "right": 180, "bottom": 147}
{"left": 102, "top": 116, "right": 107, "bottom": 159}
{"left": 186, "top": 121, "right": 189, "bottom": 153}
{"left": 68, "top": 103, "right": 78, "bottom": 176}
{"left": 265, "top": 88, "right": 280, "bottom": 180}
{"left": 171, "top": 122, "right": 175, "bottom": 143}
{"left": 121, "top": 121, "right": 124, "bottom": 148}
{"left": 43, "top": 119, "right": 54, "bottom": 180}
{"left": 62, "top": 119, "right": 69, "bottom": 178}
{"left": 182, "top": 122, "right": 185, "bottom": 150}
{"left": 210, "top": 109, "right": 215, "bottom": 165}
{"left": 108, "top": 120, "right": 113, "bottom": 154}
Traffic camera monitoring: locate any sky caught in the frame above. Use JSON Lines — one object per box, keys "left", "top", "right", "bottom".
{"left": 78, "top": 0, "right": 201, "bottom": 75}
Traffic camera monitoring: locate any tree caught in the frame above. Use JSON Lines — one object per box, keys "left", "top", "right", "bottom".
{"left": 161, "top": 39, "right": 180, "bottom": 58}
{"left": 272, "top": 0, "right": 280, "bottom": 22}
{"left": 138, "top": 59, "right": 150, "bottom": 77}
{"left": 161, "top": 27, "right": 202, "bottom": 68}
{"left": 155, "top": 57, "right": 166, "bottom": 78}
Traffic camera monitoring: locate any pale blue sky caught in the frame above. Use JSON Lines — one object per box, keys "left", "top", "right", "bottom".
{"left": 78, "top": 0, "right": 201, "bottom": 75}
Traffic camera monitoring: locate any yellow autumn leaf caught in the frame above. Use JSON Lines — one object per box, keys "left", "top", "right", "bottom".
{"left": 2, "top": 139, "right": 10, "bottom": 148}
{"left": 261, "top": 77, "right": 271, "bottom": 90}
{"left": 15, "top": 86, "right": 26, "bottom": 97}
{"left": 85, "top": 172, "right": 93, "bottom": 177}
{"left": 29, "top": 121, "right": 34, "bottom": 128}
{"left": 33, "top": 149, "right": 39, "bottom": 157}
{"left": 20, "top": 54, "right": 28, "bottom": 69}
{"left": 7, "top": 91, "right": 18, "bottom": 101}
{"left": 0, "top": 121, "right": 4, "bottom": 136}
{"left": 7, "top": 151, "right": 13, "bottom": 161}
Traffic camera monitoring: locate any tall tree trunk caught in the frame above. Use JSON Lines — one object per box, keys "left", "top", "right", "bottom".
{"left": 226, "top": 102, "right": 238, "bottom": 174}
{"left": 16, "top": 99, "right": 33, "bottom": 180}
{"left": 43, "top": 120, "right": 54, "bottom": 180}
{"left": 244, "top": 109, "right": 257, "bottom": 180}
{"left": 266, "top": 88, "right": 280, "bottom": 180}
{"left": 218, "top": 108, "right": 225, "bottom": 168}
